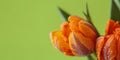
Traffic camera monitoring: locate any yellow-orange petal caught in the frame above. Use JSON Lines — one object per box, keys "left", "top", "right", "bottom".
{"left": 103, "top": 35, "right": 117, "bottom": 60}
{"left": 68, "top": 16, "right": 81, "bottom": 32}
{"left": 69, "top": 32, "right": 92, "bottom": 56}
{"left": 60, "top": 22, "right": 71, "bottom": 42}
{"left": 79, "top": 20, "right": 97, "bottom": 35}
{"left": 68, "top": 16, "right": 83, "bottom": 22}
{"left": 50, "top": 31, "right": 74, "bottom": 56}
{"left": 78, "top": 20, "right": 97, "bottom": 41}
{"left": 96, "top": 36, "right": 106, "bottom": 60}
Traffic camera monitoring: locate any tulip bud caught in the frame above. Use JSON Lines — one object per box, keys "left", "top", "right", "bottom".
{"left": 50, "top": 16, "right": 98, "bottom": 56}
{"left": 96, "top": 20, "right": 120, "bottom": 60}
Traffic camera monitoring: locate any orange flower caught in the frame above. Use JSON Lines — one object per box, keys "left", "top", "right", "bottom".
{"left": 96, "top": 20, "right": 120, "bottom": 60}
{"left": 50, "top": 16, "right": 98, "bottom": 56}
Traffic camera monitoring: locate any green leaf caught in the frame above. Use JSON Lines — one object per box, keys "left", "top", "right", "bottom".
{"left": 58, "top": 7, "right": 70, "bottom": 21}
{"left": 83, "top": 4, "right": 92, "bottom": 24}
{"left": 111, "top": 0, "right": 120, "bottom": 21}
{"left": 114, "top": 0, "right": 120, "bottom": 10}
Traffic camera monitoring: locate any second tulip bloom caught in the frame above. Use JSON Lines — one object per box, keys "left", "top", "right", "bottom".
{"left": 96, "top": 20, "right": 120, "bottom": 60}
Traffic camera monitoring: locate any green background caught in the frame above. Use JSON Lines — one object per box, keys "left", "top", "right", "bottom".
{"left": 0, "top": 0, "right": 111, "bottom": 60}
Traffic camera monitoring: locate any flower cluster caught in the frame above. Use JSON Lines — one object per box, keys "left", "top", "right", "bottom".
{"left": 50, "top": 16, "right": 120, "bottom": 60}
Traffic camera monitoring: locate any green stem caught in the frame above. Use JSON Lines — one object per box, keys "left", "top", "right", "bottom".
{"left": 87, "top": 52, "right": 97, "bottom": 60}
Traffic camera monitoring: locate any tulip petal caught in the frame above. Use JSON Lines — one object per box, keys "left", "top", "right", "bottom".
{"left": 61, "top": 22, "right": 71, "bottom": 42}
{"left": 103, "top": 35, "right": 117, "bottom": 60}
{"left": 106, "top": 20, "right": 115, "bottom": 35}
{"left": 116, "top": 37, "right": 120, "bottom": 60}
{"left": 69, "top": 16, "right": 96, "bottom": 51}
{"left": 79, "top": 20, "right": 97, "bottom": 35}
{"left": 50, "top": 31, "right": 74, "bottom": 56}
{"left": 68, "top": 16, "right": 83, "bottom": 22}
{"left": 114, "top": 28, "right": 120, "bottom": 60}
{"left": 69, "top": 33, "right": 92, "bottom": 56}
{"left": 96, "top": 36, "right": 106, "bottom": 60}
{"left": 68, "top": 16, "right": 82, "bottom": 33}
{"left": 79, "top": 20, "right": 97, "bottom": 41}
{"left": 106, "top": 20, "right": 119, "bottom": 35}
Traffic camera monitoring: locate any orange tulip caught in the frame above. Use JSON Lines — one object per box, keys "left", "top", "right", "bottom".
{"left": 96, "top": 20, "right": 120, "bottom": 60}
{"left": 50, "top": 16, "right": 98, "bottom": 56}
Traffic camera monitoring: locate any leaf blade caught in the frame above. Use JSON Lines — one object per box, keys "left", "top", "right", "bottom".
{"left": 83, "top": 4, "right": 93, "bottom": 24}
{"left": 58, "top": 7, "right": 70, "bottom": 21}
{"left": 114, "top": 0, "right": 120, "bottom": 10}
{"left": 111, "top": 0, "right": 120, "bottom": 21}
